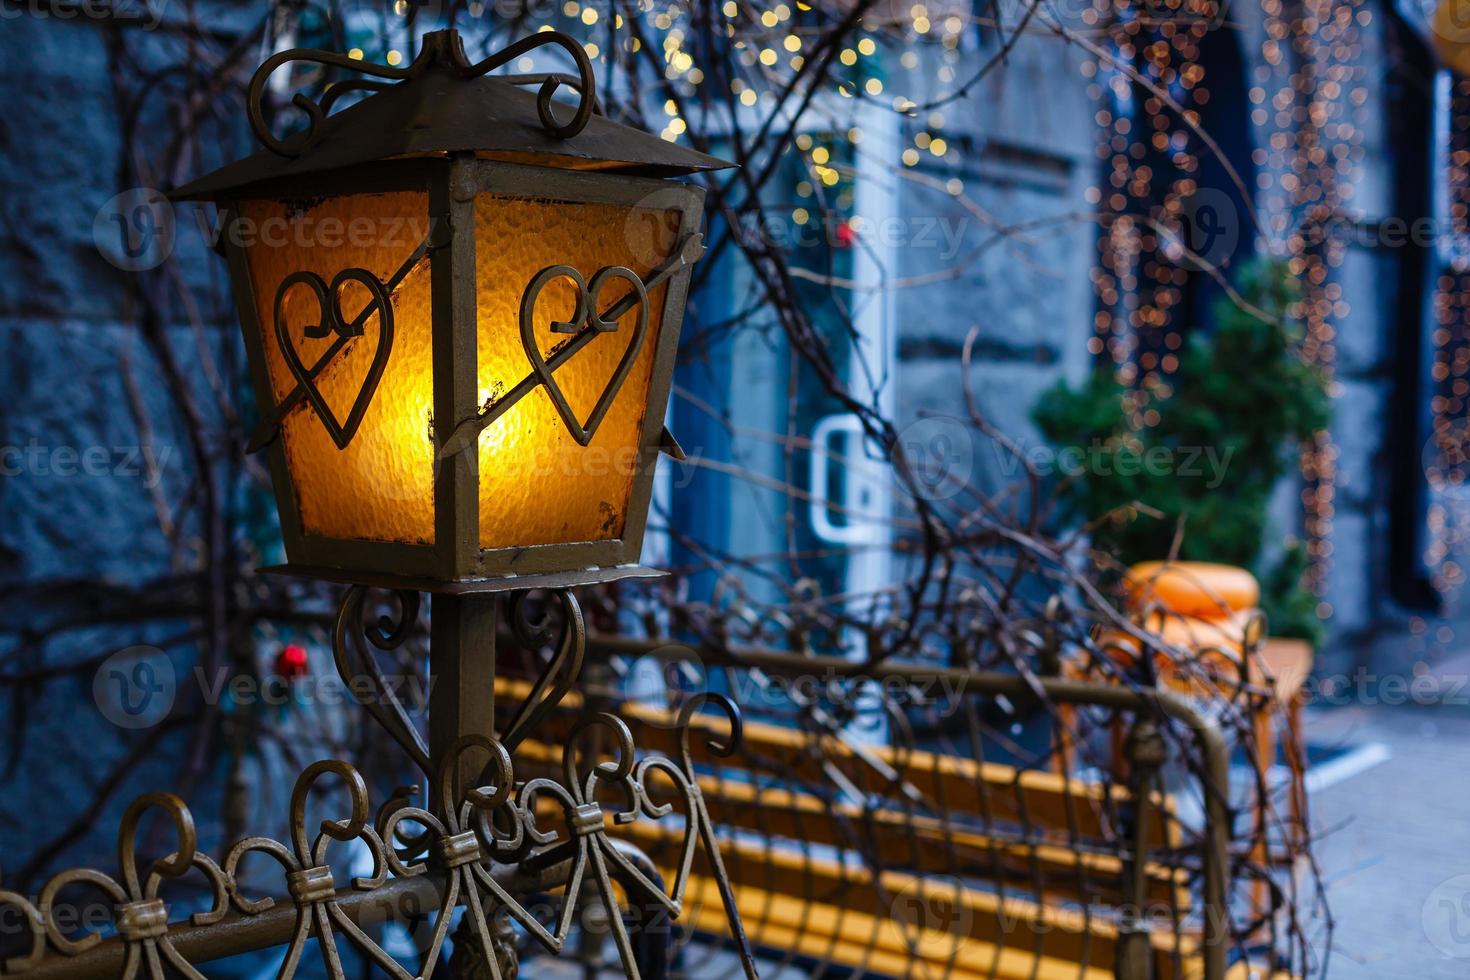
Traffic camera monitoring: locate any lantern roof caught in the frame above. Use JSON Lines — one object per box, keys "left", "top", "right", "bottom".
{"left": 173, "top": 29, "right": 732, "bottom": 202}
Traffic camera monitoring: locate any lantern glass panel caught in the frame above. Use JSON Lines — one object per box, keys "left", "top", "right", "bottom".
{"left": 239, "top": 191, "right": 436, "bottom": 545}
{"left": 473, "top": 193, "right": 683, "bottom": 550}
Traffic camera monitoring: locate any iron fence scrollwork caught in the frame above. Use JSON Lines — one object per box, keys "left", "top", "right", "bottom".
{"left": 3, "top": 585, "right": 757, "bottom": 980}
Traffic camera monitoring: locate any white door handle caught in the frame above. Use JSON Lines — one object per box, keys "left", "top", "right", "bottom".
{"left": 809, "top": 413, "right": 884, "bottom": 545}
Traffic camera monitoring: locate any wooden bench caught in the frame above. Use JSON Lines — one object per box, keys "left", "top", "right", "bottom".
{"left": 501, "top": 674, "right": 1249, "bottom": 979}
{"left": 1072, "top": 621, "right": 1316, "bottom": 924}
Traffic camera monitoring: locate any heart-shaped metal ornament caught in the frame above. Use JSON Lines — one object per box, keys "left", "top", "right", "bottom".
{"left": 273, "top": 267, "right": 395, "bottom": 450}
{"left": 519, "top": 265, "right": 650, "bottom": 446}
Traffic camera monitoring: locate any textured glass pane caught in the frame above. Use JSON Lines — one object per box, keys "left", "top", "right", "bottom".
{"left": 240, "top": 192, "right": 435, "bottom": 545}
{"left": 475, "top": 194, "right": 681, "bottom": 550}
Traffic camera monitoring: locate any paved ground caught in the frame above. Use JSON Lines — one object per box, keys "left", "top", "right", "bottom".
{"left": 1305, "top": 703, "right": 1470, "bottom": 978}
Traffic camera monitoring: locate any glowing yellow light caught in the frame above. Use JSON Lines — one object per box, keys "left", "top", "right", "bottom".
{"left": 472, "top": 194, "right": 680, "bottom": 549}
{"left": 792, "top": 207, "right": 810, "bottom": 224}
{"left": 740, "top": 89, "right": 758, "bottom": 106}
{"left": 240, "top": 193, "right": 435, "bottom": 544}
{"left": 348, "top": 48, "right": 364, "bottom": 60}
{"left": 581, "top": 7, "right": 598, "bottom": 24}
{"left": 669, "top": 118, "right": 687, "bottom": 134}
{"left": 840, "top": 48, "right": 857, "bottom": 66}
{"left": 722, "top": 0, "right": 737, "bottom": 14}
{"left": 929, "top": 138, "right": 947, "bottom": 156}
{"left": 795, "top": 133, "right": 812, "bottom": 150}
{"left": 784, "top": 34, "right": 801, "bottom": 52}
{"left": 386, "top": 50, "right": 403, "bottom": 66}
{"left": 811, "top": 146, "right": 830, "bottom": 164}
{"left": 902, "top": 148, "right": 920, "bottom": 166}
{"left": 864, "top": 78, "right": 883, "bottom": 95}
{"left": 585, "top": 42, "right": 600, "bottom": 59}
{"left": 847, "top": 127, "right": 863, "bottom": 143}
{"left": 858, "top": 38, "right": 876, "bottom": 55}
{"left": 759, "top": 48, "right": 778, "bottom": 65}
{"left": 820, "top": 168, "right": 840, "bottom": 186}
{"left": 761, "top": 10, "right": 778, "bottom": 26}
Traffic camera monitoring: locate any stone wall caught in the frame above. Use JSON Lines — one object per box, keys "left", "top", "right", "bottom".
{"left": 0, "top": 11, "right": 244, "bottom": 879}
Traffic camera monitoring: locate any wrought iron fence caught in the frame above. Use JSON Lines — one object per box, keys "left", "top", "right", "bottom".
{"left": 0, "top": 585, "right": 1267, "bottom": 980}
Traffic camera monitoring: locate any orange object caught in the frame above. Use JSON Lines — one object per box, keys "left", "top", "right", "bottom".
{"left": 1098, "top": 607, "right": 1264, "bottom": 660}
{"left": 1125, "top": 561, "right": 1260, "bottom": 618}
{"left": 1434, "top": 0, "right": 1470, "bottom": 77}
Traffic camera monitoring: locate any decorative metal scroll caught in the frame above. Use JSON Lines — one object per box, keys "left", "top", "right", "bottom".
{"left": 23, "top": 793, "right": 228, "bottom": 979}
{"left": 519, "top": 265, "right": 649, "bottom": 446}
{"left": 250, "top": 228, "right": 439, "bottom": 454}
{"left": 251, "top": 231, "right": 703, "bottom": 456}
{"left": 437, "top": 233, "right": 707, "bottom": 459}
{"left": 2, "top": 586, "right": 758, "bottom": 980}
{"left": 220, "top": 761, "right": 407, "bottom": 979}
{"left": 272, "top": 268, "right": 394, "bottom": 451}
{"left": 248, "top": 30, "right": 597, "bottom": 157}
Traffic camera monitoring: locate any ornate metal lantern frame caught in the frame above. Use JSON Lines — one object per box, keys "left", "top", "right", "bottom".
{"left": 219, "top": 159, "right": 705, "bottom": 588}
{"left": 176, "top": 27, "right": 728, "bottom": 592}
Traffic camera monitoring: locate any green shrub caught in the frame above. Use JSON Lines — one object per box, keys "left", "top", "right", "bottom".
{"left": 1032, "top": 259, "right": 1330, "bottom": 643}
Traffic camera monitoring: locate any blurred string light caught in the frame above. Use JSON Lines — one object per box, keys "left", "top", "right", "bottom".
{"left": 1426, "top": 77, "right": 1470, "bottom": 598}
{"left": 1082, "top": 0, "right": 1217, "bottom": 412}
{"left": 1259, "top": 0, "right": 1366, "bottom": 601}
{"left": 783, "top": 2, "right": 965, "bottom": 233}
{"left": 1082, "top": 0, "right": 1366, "bottom": 601}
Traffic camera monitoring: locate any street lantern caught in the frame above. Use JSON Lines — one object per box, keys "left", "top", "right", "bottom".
{"left": 167, "top": 31, "right": 758, "bottom": 980}
{"left": 174, "top": 28, "right": 730, "bottom": 590}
